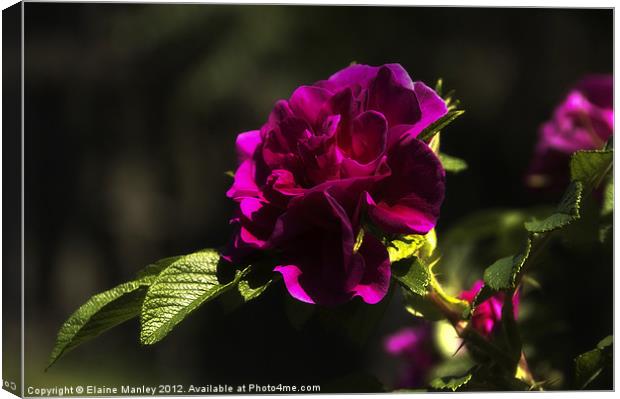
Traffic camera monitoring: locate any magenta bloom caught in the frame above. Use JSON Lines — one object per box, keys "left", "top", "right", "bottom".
{"left": 384, "top": 325, "right": 437, "bottom": 388}
{"left": 527, "top": 75, "right": 613, "bottom": 190}
{"left": 459, "top": 280, "right": 519, "bottom": 337}
{"left": 226, "top": 64, "right": 447, "bottom": 305}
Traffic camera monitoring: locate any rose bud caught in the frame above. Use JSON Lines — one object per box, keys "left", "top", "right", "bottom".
{"left": 459, "top": 280, "right": 519, "bottom": 337}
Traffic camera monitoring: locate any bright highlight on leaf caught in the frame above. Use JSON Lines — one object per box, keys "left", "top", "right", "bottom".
{"left": 388, "top": 229, "right": 436, "bottom": 263}
{"left": 392, "top": 257, "right": 431, "bottom": 297}
{"left": 140, "top": 249, "right": 249, "bottom": 345}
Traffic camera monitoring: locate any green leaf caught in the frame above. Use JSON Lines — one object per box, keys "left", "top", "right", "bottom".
{"left": 434, "top": 78, "right": 443, "bottom": 95}
{"left": 570, "top": 149, "right": 613, "bottom": 191}
{"left": 597, "top": 335, "right": 613, "bottom": 349}
{"left": 470, "top": 284, "right": 495, "bottom": 317}
{"left": 575, "top": 335, "right": 613, "bottom": 389}
{"left": 601, "top": 174, "right": 613, "bottom": 218}
{"left": 524, "top": 181, "right": 583, "bottom": 233}
{"left": 140, "top": 249, "right": 247, "bottom": 345}
{"left": 387, "top": 230, "right": 436, "bottom": 263}
{"left": 238, "top": 278, "right": 273, "bottom": 302}
{"left": 483, "top": 239, "right": 530, "bottom": 291}
{"left": 439, "top": 153, "right": 468, "bottom": 173}
{"left": 431, "top": 373, "right": 472, "bottom": 391}
{"left": 392, "top": 257, "right": 431, "bottom": 296}
{"left": 48, "top": 256, "right": 176, "bottom": 368}
{"left": 483, "top": 256, "right": 514, "bottom": 291}
{"left": 418, "top": 110, "right": 465, "bottom": 142}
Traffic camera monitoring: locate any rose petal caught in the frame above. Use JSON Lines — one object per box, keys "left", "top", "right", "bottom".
{"left": 226, "top": 159, "right": 259, "bottom": 199}
{"left": 271, "top": 191, "right": 364, "bottom": 305}
{"left": 316, "top": 64, "right": 380, "bottom": 92}
{"left": 575, "top": 74, "right": 613, "bottom": 109}
{"left": 316, "top": 63, "right": 414, "bottom": 92}
{"left": 262, "top": 169, "right": 306, "bottom": 206}
{"left": 238, "top": 198, "right": 281, "bottom": 248}
{"left": 385, "top": 82, "right": 448, "bottom": 146}
{"left": 351, "top": 232, "right": 391, "bottom": 304}
{"left": 350, "top": 110, "right": 388, "bottom": 164}
{"left": 273, "top": 264, "right": 316, "bottom": 304}
{"left": 366, "top": 137, "right": 445, "bottom": 234}
{"left": 368, "top": 66, "right": 421, "bottom": 126}
{"left": 410, "top": 81, "right": 448, "bottom": 135}
{"left": 289, "top": 85, "right": 334, "bottom": 129}
{"left": 234, "top": 130, "right": 262, "bottom": 163}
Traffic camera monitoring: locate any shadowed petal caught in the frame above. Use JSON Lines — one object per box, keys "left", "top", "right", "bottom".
{"left": 368, "top": 66, "right": 421, "bottom": 126}
{"left": 351, "top": 233, "right": 391, "bottom": 304}
{"left": 351, "top": 110, "right": 388, "bottom": 164}
{"left": 289, "top": 85, "right": 334, "bottom": 128}
{"left": 367, "top": 137, "right": 445, "bottom": 234}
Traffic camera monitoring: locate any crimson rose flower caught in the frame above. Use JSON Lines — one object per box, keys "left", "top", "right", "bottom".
{"left": 226, "top": 64, "right": 447, "bottom": 305}
{"left": 526, "top": 75, "right": 613, "bottom": 191}
{"left": 459, "top": 280, "right": 520, "bottom": 337}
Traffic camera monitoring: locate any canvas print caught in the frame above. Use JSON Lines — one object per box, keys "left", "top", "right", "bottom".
{"left": 1, "top": 2, "right": 614, "bottom": 396}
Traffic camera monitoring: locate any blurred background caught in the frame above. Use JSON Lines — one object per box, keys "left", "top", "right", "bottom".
{"left": 12, "top": 3, "right": 612, "bottom": 392}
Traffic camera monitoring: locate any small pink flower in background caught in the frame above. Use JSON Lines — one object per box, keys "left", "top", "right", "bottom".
{"left": 526, "top": 75, "right": 613, "bottom": 190}
{"left": 384, "top": 324, "right": 437, "bottom": 388}
{"left": 226, "top": 63, "right": 448, "bottom": 305}
{"left": 459, "top": 280, "right": 519, "bottom": 337}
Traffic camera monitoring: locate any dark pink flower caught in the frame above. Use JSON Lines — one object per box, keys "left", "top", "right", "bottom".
{"left": 459, "top": 280, "right": 519, "bottom": 337}
{"left": 384, "top": 324, "right": 437, "bottom": 388}
{"left": 226, "top": 64, "right": 447, "bottom": 305}
{"left": 526, "top": 75, "right": 613, "bottom": 190}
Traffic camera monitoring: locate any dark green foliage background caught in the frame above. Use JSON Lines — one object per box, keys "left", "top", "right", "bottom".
{"left": 16, "top": 4, "right": 612, "bottom": 391}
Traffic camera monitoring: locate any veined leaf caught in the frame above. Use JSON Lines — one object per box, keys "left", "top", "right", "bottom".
{"left": 524, "top": 181, "right": 583, "bottom": 233}
{"left": 48, "top": 256, "right": 177, "bottom": 368}
{"left": 418, "top": 110, "right": 465, "bottom": 142}
{"left": 140, "top": 249, "right": 247, "bottom": 345}
{"left": 570, "top": 149, "right": 613, "bottom": 191}
{"left": 392, "top": 257, "right": 431, "bottom": 297}
{"left": 483, "top": 240, "right": 530, "bottom": 291}
{"left": 439, "top": 153, "right": 468, "bottom": 174}
{"left": 483, "top": 256, "right": 514, "bottom": 291}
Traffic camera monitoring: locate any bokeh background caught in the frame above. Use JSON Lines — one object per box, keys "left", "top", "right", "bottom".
{"left": 12, "top": 3, "right": 613, "bottom": 392}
